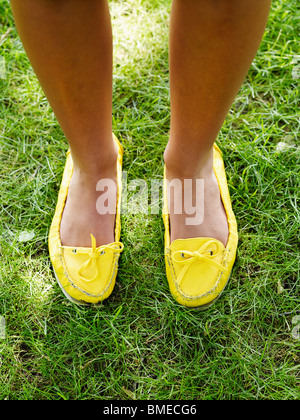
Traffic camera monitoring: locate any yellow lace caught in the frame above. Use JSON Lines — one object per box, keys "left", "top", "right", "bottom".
{"left": 172, "top": 239, "right": 224, "bottom": 286}
{"left": 77, "top": 234, "right": 124, "bottom": 283}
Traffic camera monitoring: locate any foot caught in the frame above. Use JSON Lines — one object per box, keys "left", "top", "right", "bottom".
{"left": 164, "top": 149, "right": 229, "bottom": 247}
{"left": 60, "top": 159, "right": 118, "bottom": 248}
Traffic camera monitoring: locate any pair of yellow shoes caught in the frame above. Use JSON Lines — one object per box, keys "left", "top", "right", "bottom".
{"left": 48, "top": 135, "right": 238, "bottom": 309}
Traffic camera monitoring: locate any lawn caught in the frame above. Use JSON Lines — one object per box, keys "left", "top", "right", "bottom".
{"left": 0, "top": 0, "right": 299, "bottom": 400}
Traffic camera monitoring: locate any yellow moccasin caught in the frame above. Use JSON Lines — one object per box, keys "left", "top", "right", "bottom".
{"left": 48, "top": 134, "right": 124, "bottom": 305}
{"left": 163, "top": 143, "right": 238, "bottom": 309}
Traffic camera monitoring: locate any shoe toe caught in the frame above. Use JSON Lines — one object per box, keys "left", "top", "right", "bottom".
{"left": 166, "top": 237, "right": 230, "bottom": 308}
{"left": 59, "top": 245, "right": 121, "bottom": 304}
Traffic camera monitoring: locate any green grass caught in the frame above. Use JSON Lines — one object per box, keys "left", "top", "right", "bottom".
{"left": 0, "top": 0, "right": 299, "bottom": 400}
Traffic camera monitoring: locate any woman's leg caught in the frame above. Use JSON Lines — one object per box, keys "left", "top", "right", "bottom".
{"left": 10, "top": 0, "right": 116, "bottom": 247}
{"left": 165, "top": 0, "right": 271, "bottom": 245}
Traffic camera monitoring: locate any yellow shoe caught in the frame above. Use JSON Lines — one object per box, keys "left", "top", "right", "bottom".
{"left": 162, "top": 143, "right": 238, "bottom": 309}
{"left": 48, "top": 134, "right": 124, "bottom": 305}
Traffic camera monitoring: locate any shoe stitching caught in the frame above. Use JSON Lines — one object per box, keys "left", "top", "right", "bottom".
{"left": 166, "top": 247, "right": 228, "bottom": 302}
{"left": 59, "top": 251, "right": 120, "bottom": 299}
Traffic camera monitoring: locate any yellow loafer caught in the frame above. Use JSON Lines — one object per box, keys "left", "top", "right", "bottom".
{"left": 162, "top": 143, "right": 238, "bottom": 309}
{"left": 48, "top": 134, "right": 124, "bottom": 305}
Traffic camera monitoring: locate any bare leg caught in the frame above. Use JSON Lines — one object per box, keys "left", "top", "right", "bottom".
{"left": 165, "top": 0, "right": 271, "bottom": 245}
{"left": 10, "top": 0, "right": 117, "bottom": 247}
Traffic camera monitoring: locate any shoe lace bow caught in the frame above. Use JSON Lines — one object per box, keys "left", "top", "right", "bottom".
{"left": 172, "top": 239, "right": 224, "bottom": 286}
{"left": 77, "top": 234, "right": 123, "bottom": 283}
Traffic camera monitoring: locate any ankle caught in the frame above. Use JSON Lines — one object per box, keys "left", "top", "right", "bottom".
{"left": 164, "top": 143, "right": 214, "bottom": 178}
{"left": 72, "top": 142, "right": 119, "bottom": 179}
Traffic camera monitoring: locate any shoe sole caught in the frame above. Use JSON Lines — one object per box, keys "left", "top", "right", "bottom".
{"left": 53, "top": 270, "right": 91, "bottom": 306}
